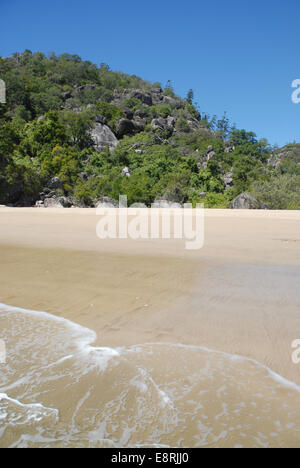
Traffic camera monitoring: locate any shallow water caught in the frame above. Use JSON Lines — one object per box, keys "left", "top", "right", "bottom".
{"left": 0, "top": 303, "right": 300, "bottom": 448}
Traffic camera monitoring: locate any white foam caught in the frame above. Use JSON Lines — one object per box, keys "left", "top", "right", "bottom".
{"left": 123, "top": 342, "right": 300, "bottom": 394}
{"left": 2, "top": 302, "right": 300, "bottom": 396}
{"left": 1, "top": 302, "right": 300, "bottom": 448}
{"left": 0, "top": 393, "right": 59, "bottom": 424}
{"left": 0, "top": 302, "right": 120, "bottom": 372}
{"left": 0, "top": 302, "right": 96, "bottom": 351}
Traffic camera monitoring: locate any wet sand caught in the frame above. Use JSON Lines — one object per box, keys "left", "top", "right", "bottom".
{"left": 0, "top": 208, "right": 300, "bottom": 447}
{"left": 0, "top": 208, "right": 300, "bottom": 383}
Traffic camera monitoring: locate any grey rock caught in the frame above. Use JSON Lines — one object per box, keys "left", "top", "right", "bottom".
{"left": 130, "top": 202, "right": 147, "bottom": 208}
{"left": 134, "top": 109, "right": 147, "bottom": 119}
{"left": 39, "top": 189, "right": 56, "bottom": 201}
{"left": 167, "top": 116, "right": 176, "bottom": 127}
{"left": 76, "top": 84, "right": 96, "bottom": 92}
{"left": 231, "top": 192, "right": 268, "bottom": 210}
{"left": 117, "top": 119, "right": 135, "bottom": 138}
{"left": 44, "top": 196, "right": 73, "bottom": 208}
{"left": 121, "top": 167, "right": 131, "bottom": 178}
{"left": 61, "top": 91, "right": 72, "bottom": 100}
{"left": 151, "top": 117, "right": 174, "bottom": 135}
{"left": 114, "top": 88, "right": 153, "bottom": 107}
{"left": 117, "top": 118, "right": 145, "bottom": 138}
{"left": 95, "top": 114, "right": 107, "bottom": 125}
{"left": 162, "top": 96, "right": 184, "bottom": 109}
{"left": 132, "top": 118, "right": 146, "bottom": 132}
{"left": 48, "top": 177, "right": 63, "bottom": 190}
{"left": 152, "top": 199, "right": 183, "bottom": 209}
{"left": 207, "top": 151, "right": 216, "bottom": 161}
{"left": 267, "top": 152, "right": 282, "bottom": 170}
{"left": 79, "top": 172, "right": 90, "bottom": 181}
{"left": 224, "top": 142, "right": 235, "bottom": 154}
{"left": 187, "top": 119, "right": 200, "bottom": 131}
{"left": 95, "top": 197, "right": 119, "bottom": 208}
{"left": 122, "top": 107, "right": 134, "bottom": 120}
{"left": 127, "top": 89, "right": 153, "bottom": 106}
{"left": 223, "top": 172, "right": 234, "bottom": 188}
{"left": 151, "top": 88, "right": 164, "bottom": 104}
{"left": 90, "top": 123, "right": 118, "bottom": 152}
{"left": 197, "top": 161, "right": 207, "bottom": 170}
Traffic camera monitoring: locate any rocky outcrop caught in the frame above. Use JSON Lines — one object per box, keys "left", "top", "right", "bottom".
{"left": 90, "top": 123, "right": 118, "bottom": 152}
{"left": 113, "top": 88, "right": 153, "bottom": 107}
{"left": 134, "top": 109, "right": 148, "bottom": 119}
{"left": 150, "top": 87, "right": 164, "bottom": 104}
{"left": 39, "top": 189, "right": 56, "bottom": 201}
{"left": 197, "top": 145, "right": 217, "bottom": 170}
{"left": 162, "top": 95, "right": 184, "bottom": 109}
{"left": 223, "top": 171, "right": 234, "bottom": 189}
{"left": 127, "top": 89, "right": 152, "bottom": 106}
{"left": 231, "top": 192, "right": 268, "bottom": 210}
{"left": 117, "top": 118, "right": 146, "bottom": 138}
{"left": 186, "top": 118, "right": 200, "bottom": 132}
{"left": 151, "top": 116, "right": 175, "bottom": 135}
{"left": 112, "top": 87, "right": 185, "bottom": 110}
{"left": 267, "top": 144, "right": 300, "bottom": 170}
{"left": 117, "top": 119, "right": 135, "bottom": 138}
{"left": 224, "top": 141, "right": 235, "bottom": 154}
{"left": 44, "top": 196, "right": 73, "bottom": 208}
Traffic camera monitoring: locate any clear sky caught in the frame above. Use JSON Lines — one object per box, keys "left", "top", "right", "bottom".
{"left": 1, "top": 0, "right": 299, "bottom": 147}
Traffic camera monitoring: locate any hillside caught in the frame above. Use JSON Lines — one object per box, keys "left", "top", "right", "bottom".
{"left": 0, "top": 50, "right": 300, "bottom": 209}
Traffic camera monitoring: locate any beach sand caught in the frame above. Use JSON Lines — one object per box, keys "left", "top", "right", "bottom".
{"left": 1, "top": 208, "right": 300, "bottom": 447}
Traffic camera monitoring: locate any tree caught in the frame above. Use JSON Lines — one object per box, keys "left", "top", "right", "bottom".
{"left": 216, "top": 112, "right": 231, "bottom": 139}
{"left": 186, "top": 89, "right": 194, "bottom": 105}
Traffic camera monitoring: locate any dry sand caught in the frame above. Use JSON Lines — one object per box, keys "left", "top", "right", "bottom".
{"left": 0, "top": 207, "right": 300, "bottom": 386}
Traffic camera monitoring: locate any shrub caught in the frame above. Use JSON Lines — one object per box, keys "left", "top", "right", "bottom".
{"left": 251, "top": 174, "right": 300, "bottom": 210}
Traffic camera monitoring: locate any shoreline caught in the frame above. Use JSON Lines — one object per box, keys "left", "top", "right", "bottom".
{"left": 0, "top": 208, "right": 300, "bottom": 386}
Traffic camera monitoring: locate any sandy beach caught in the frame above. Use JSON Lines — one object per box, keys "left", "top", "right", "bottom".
{"left": 1, "top": 208, "right": 300, "bottom": 381}
{"left": 1, "top": 207, "right": 300, "bottom": 447}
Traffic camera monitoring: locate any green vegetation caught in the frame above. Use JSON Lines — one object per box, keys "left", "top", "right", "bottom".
{"left": 252, "top": 174, "right": 300, "bottom": 210}
{"left": 0, "top": 50, "right": 299, "bottom": 208}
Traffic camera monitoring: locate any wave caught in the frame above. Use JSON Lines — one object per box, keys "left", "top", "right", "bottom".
{"left": 1, "top": 303, "right": 300, "bottom": 448}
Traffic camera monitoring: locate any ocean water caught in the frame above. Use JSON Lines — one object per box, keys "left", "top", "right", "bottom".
{"left": 0, "top": 303, "right": 300, "bottom": 448}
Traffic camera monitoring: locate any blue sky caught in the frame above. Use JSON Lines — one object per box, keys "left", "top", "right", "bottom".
{"left": 1, "top": 0, "right": 299, "bottom": 147}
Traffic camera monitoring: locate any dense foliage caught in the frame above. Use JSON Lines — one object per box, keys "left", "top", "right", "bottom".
{"left": 0, "top": 51, "right": 298, "bottom": 208}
